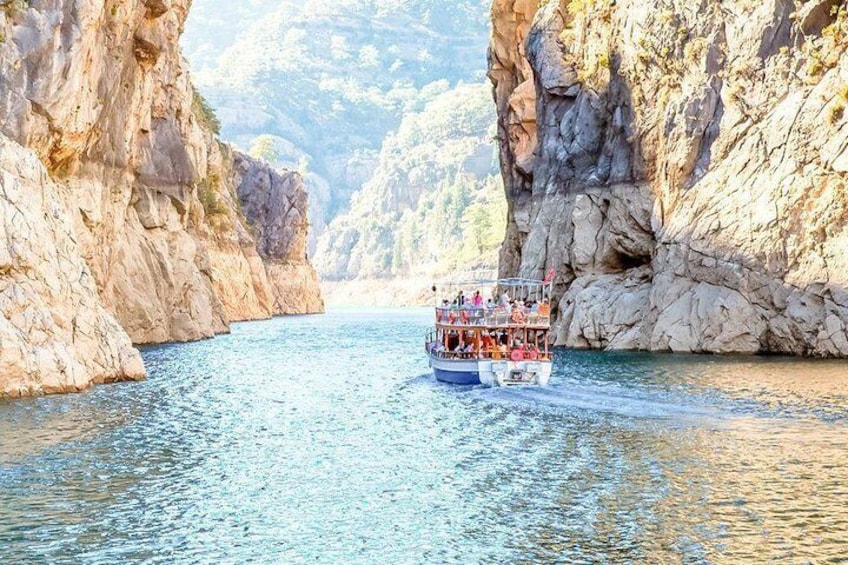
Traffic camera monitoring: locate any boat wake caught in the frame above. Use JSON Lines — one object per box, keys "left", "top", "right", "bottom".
{"left": 467, "top": 381, "right": 766, "bottom": 429}
{"left": 406, "top": 370, "right": 829, "bottom": 432}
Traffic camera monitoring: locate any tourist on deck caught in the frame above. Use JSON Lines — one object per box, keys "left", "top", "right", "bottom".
{"left": 511, "top": 303, "right": 526, "bottom": 324}
{"left": 485, "top": 298, "right": 495, "bottom": 310}
{"left": 447, "top": 331, "right": 459, "bottom": 351}
{"left": 453, "top": 342, "right": 465, "bottom": 358}
{"left": 472, "top": 290, "right": 483, "bottom": 308}
{"left": 481, "top": 332, "right": 494, "bottom": 355}
{"left": 500, "top": 290, "right": 510, "bottom": 308}
{"left": 456, "top": 290, "right": 466, "bottom": 306}
{"left": 538, "top": 298, "right": 551, "bottom": 317}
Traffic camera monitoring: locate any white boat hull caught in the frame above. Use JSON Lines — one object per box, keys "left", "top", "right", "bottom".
{"left": 428, "top": 354, "right": 551, "bottom": 387}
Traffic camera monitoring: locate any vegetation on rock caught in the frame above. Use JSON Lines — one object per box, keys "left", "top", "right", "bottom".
{"left": 0, "top": 0, "right": 28, "bottom": 17}
{"left": 182, "top": 0, "right": 492, "bottom": 250}
{"left": 314, "top": 82, "right": 505, "bottom": 280}
{"left": 191, "top": 85, "right": 221, "bottom": 135}
{"left": 196, "top": 173, "right": 231, "bottom": 232}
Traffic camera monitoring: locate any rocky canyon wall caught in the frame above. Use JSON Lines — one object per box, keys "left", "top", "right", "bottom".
{"left": 0, "top": 0, "right": 321, "bottom": 396}
{"left": 234, "top": 152, "right": 323, "bottom": 315}
{"left": 490, "top": 0, "right": 848, "bottom": 355}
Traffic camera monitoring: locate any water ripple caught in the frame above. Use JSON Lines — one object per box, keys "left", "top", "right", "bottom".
{"left": 1, "top": 309, "right": 846, "bottom": 563}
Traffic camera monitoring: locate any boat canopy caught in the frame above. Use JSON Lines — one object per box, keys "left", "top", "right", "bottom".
{"left": 432, "top": 275, "right": 554, "bottom": 304}
{"left": 497, "top": 277, "right": 550, "bottom": 287}
{"left": 434, "top": 277, "right": 547, "bottom": 287}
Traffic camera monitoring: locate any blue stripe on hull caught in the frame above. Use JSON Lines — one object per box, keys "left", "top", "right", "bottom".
{"left": 433, "top": 367, "right": 481, "bottom": 385}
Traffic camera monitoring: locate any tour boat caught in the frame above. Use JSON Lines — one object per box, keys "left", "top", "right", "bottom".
{"left": 424, "top": 276, "right": 554, "bottom": 386}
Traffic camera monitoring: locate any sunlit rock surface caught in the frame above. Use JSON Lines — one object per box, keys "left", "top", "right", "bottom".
{"left": 0, "top": 0, "right": 321, "bottom": 395}
{"left": 490, "top": 0, "right": 848, "bottom": 355}
{"left": 0, "top": 135, "right": 145, "bottom": 397}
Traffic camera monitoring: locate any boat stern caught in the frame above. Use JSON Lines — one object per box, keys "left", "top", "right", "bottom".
{"left": 478, "top": 360, "right": 552, "bottom": 387}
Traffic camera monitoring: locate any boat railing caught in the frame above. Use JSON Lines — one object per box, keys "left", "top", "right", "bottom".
{"left": 427, "top": 348, "right": 551, "bottom": 362}
{"left": 434, "top": 307, "right": 550, "bottom": 327}
{"left": 424, "top": 334, "right": 550, "bottom": 362}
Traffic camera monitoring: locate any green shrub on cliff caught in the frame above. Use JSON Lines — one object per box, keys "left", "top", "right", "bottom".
{"left": 802, "top": 3, "right": 846, "bottom": 84}
{"left": 249, "top": 135, "right": 281, "bottom": 164}
{"left": 828, "top": 103, "right": 844, "bottom": 125}
{"left": 0, "top": 0, "right": 28, "bottom": 17}
{"left": 196, "top": 174, "right": 232, "bottom": 232}
{"left": 191, "top": 85, "right": 221, "bottom": 135}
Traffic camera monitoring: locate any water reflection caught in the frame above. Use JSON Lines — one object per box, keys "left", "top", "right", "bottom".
{"left": 0, "top": 310, "right": 846, "bottom": 563}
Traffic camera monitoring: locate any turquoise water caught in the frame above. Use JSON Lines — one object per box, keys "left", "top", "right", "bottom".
{"left": 1, "top": 308, "right": 847, "bottom": 563}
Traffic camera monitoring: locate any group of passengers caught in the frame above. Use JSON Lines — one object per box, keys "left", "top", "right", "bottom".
{"left": 438, "top": 289, "right": 551, "bottom": 326}
{"left": 432, "top": 329, "right": 548, "bottom": 361}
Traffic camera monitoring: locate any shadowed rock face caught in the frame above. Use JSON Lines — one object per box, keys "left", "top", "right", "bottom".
{"left": 234, "top": 153, "right": 323, "bottom": 315}
{"left": 0, "top": 0, "right": 321, "bottom": 396}
{"left": 490, "top": 0, "right": 848, "bottom": 356}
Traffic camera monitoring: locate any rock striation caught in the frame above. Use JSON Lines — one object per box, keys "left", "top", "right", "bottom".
{"left": 490, "top": 0, "right": 848, "bottom": 356}
{"left": 0, "top": 0, "right": 321, "bottom": 396}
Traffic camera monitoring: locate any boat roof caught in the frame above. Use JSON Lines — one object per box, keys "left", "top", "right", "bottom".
{"left": 436, "top": 277, "right": 549, "bottom": 287}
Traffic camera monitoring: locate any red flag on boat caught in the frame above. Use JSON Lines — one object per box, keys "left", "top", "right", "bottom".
{"left": 542, "top": 267, "right": 555, "bottom": 284}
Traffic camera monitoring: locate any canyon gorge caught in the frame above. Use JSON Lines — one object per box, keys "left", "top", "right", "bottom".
{"left": 0, "top": 0, "right": 322, "bottom": 397}
{"left": 2, "top": 0, "right": 848, "bottom": 398}
{"left": 490, "top": 0, "right": 848, "bottom": 356}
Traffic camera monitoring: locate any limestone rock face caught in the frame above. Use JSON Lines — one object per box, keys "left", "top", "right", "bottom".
{"left": 489, "top": 0, "right": 541, "bottom": 278}
{"left": 0, "top": 0, "right": 322, "bottom": 395}
{"left": 0, "top": 135, "right": 145, "bottom": 397}
{"left": 490, "top": 0, "right": 848, "bottom": 356}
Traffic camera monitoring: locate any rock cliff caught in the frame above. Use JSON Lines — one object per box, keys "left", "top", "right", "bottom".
{"left": 0, "top": 134, "right": 145, "bottom": 396}
{"left": 490, "top": 0, "right": 848, "bottom": 355}
{"left": 0, "top": 0, "right": 321, "bottom": 396}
